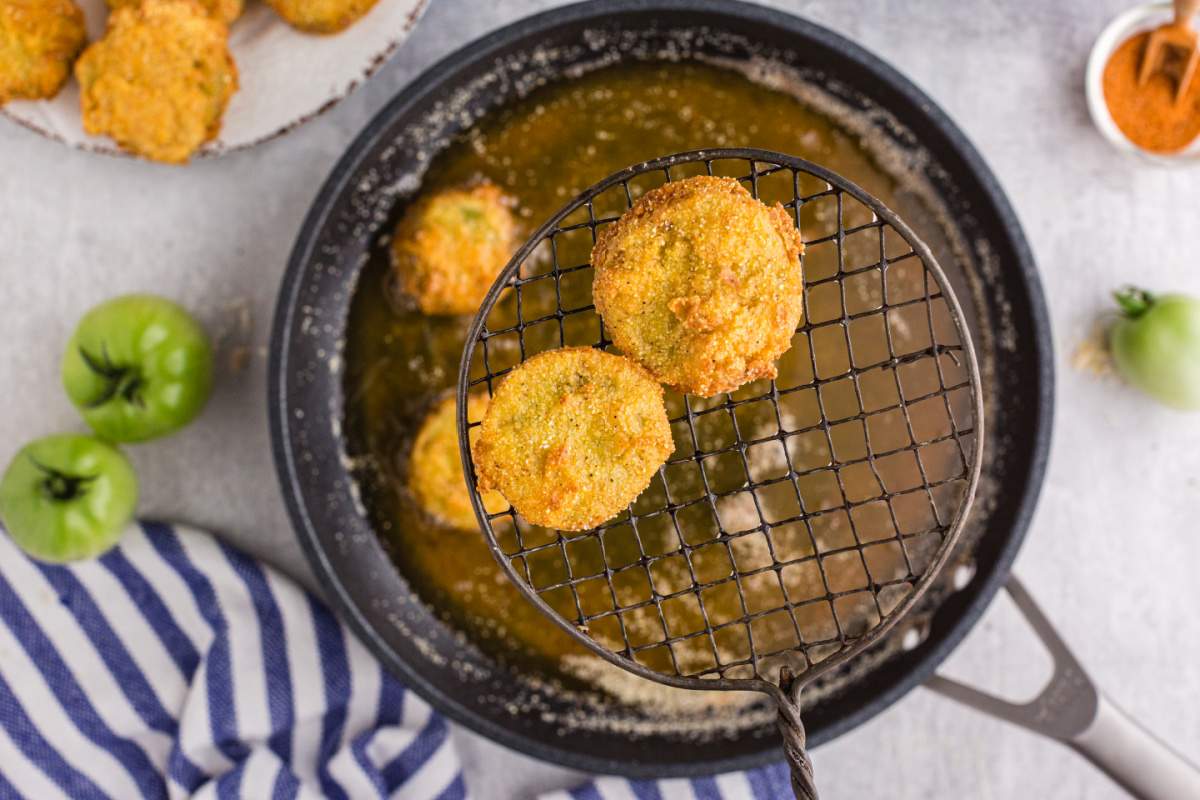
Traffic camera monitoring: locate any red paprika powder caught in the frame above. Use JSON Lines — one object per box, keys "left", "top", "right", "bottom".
{"left": 1103, "top": 30, "right": 1200, "bottom": 153}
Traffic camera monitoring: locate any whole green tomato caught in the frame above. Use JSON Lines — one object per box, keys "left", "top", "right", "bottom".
{"left": 0, "top": 434, "right": 138, "bottom": 563}
{"left": 1110, "top": 287, "right": 1200, "bottom": 411}
{"left": 62, "top": 295, "right": 213, "bottom": 443}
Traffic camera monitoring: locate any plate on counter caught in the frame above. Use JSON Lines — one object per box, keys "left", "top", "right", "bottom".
{"left": 1, "top": 0, "right": 430, "bottom": 158}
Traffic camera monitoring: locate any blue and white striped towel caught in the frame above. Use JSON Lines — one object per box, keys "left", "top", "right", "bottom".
{"left": 0, "top": 521, "right": 462, "bottom": 799}
{"left": 0, "top": 521, "right": 792, "bottom": 799}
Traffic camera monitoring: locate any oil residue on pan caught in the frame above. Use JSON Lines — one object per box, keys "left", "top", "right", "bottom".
{"left": 339, "top": 53, "right": 1004, "bottom": 739}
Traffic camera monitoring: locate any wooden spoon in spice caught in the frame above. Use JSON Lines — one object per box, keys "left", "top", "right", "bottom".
{"left": 1139, "top": 0, "right": 1200, "bottom": 102}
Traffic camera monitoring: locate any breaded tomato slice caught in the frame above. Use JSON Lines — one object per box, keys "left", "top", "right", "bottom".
{"left": 409, "top": 392, "right": 508, "bottom": 532}
{"left": 391, "top": 181, "right": 518, "bottom": 316}
{"left": 593, "top": 176, "right": 804, "bottom": 397}
{"left": 265, "top": 0, "right": 380, "bottom": 34}
{"left": 75, "top": 0, "right": 237, "bottom": 164}
{"left": 0, "top": 0, "right": 86, "bottom": 105}
{"left": 107, "top": 0, "right": 243, "bottom": 25}
{"left": 473, "top": 347, "right": 674, "bottom": 531}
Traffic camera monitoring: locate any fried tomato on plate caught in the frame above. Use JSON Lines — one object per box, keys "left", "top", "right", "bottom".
{"left": 107, "top": 0, "right": 243, "bottom": 25}
{"left": 472, "top": 347, "right": 674, "bottom": 532}
{"left": 265, "top": 0, "right": 382, "bottom": 34}
{"left": 0, "top": 0, "right": 86, "bottom": 105}
{"left": 75, "top": 0, "right": 238, "bottom": 164}
{"left": 593, "top": 175, "right": 805, "bottom": 397}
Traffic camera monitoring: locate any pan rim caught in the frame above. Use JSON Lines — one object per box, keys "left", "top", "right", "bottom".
{"left": 268, "top": 0, "right": 1054, "bottom": 777}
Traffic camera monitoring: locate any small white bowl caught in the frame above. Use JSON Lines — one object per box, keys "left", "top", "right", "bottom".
{"left": 1085, "top": 1, "right": 1200, "bottom": 162}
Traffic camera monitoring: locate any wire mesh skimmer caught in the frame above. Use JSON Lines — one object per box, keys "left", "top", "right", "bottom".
{"left": 456, "top": 149, "right": 984, "bottom": 798}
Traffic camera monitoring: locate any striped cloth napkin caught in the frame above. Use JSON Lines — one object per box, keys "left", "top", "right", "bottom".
{"left": 0, "top": 521, "right": 791, "bottom": 799}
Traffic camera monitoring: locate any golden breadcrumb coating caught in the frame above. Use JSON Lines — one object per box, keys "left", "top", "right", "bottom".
{"left": 409, "top": 393, "right": 507, "bottom": 531}
{"left": 593, "top": 176, "right": 804, "bottom": 397}
{"left": 75, "top": 0, "right": 238, "bottom": 164}
{"left": 472, "top": 347, "right": 674, "bottom": 531}
{"left": 391, "top": 182, "right": 518, "bottom": 316}
{"left": 265, "top": 0, "right": 380, "bottom": 34}
{"left": 0, "top": 0, "right": 86, "bottom": 105}
{"left": 107, "top": 0, "right": 243, "bottom": 25}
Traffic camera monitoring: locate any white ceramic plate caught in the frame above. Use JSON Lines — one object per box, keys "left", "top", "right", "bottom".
{"left": 1, "top": 0, "right": 430, "bottom": 158}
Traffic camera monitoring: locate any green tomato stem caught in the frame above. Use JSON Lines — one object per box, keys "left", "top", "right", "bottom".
{"left": 78, "top": 345, "right": 143, "bottom": 409}
{"left": 27, "top": 456, "right": 95, "bottom": 502}
{"left": 117, "top": 374, "right": 144, "bottom": 408}
{"left": 1114, "top": 286, "right": 1156, "bottom": 319}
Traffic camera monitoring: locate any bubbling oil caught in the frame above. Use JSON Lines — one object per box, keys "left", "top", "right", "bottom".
{"left": 344, "top": 61, "right": 973, "bottom": 690}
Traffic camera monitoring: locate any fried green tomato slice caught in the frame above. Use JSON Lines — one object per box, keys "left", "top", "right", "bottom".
{"left": 390, "top": 182, "right": 518, "bottom": 316}
{"left": 409, "top": 392, "right": 507, "bottom": 532}
{"left": 472, "top": 347, "right": 674, "bottom": 531}
{"left": 265, "top": 0, "right": 380, "bottom": 34}
{"left": 107, "top": 0, "right": 243, "bottom": 25}
{"left": 75, "top": 0, "right": 238, "bottom": 164}
{"left": 0, "top": 0, "right": 86, "bottom": 105}
{"left": 593, "top": 175, "right": 804, "bottom": 397}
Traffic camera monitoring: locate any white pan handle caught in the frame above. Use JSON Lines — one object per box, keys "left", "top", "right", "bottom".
{"left": 925, "top": 577, "right": 1200, "bottom": 800}
{"left": 1071, "top": 690, "right": 1200, "bottom": 799}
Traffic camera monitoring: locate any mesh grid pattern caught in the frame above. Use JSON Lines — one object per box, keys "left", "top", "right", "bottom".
{"left": 458, "top": 150, "right": 982, "bottom": 690}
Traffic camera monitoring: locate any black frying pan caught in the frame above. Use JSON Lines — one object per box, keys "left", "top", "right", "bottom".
{"left": 269, "top": 0, "right": 1053, "bottom": 777}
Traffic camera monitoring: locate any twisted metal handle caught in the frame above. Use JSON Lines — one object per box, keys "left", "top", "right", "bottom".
{"left": 777, "top": 668, "right": 819, "bottom": 800}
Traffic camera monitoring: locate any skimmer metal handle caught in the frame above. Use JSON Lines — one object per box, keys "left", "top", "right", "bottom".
{"left": 457, "top": 149, "right": 985, "bottom": 800}
{"left": 927, "top": 577, "right": 1200, "bottom": 800}
{"left": 777, "top": 669, "right": 819, "bottom": 800}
